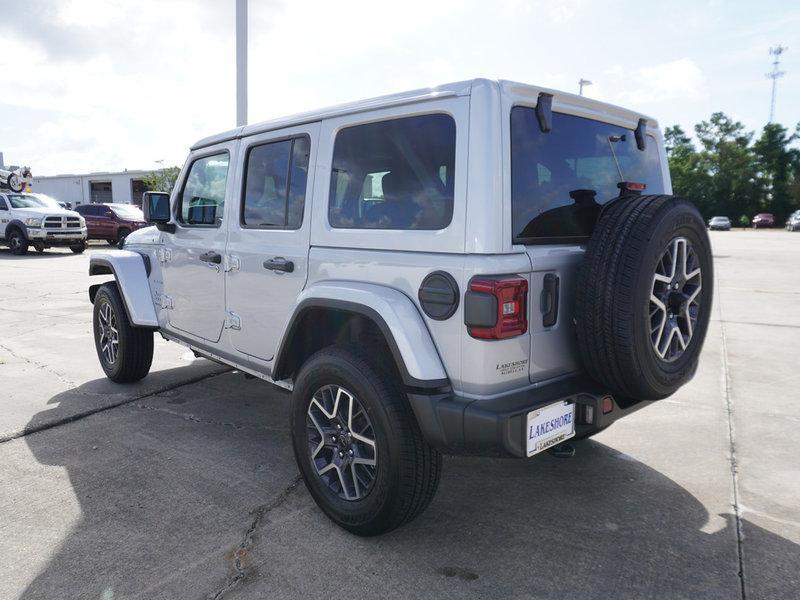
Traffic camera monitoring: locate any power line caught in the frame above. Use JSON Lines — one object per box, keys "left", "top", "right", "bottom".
{"left": 766, "top": 45, "right": 787, "bottom": 123}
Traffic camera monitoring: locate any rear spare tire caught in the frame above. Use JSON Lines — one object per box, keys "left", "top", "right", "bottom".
{"left": 575, "top": 195, "right": 713, "bottom": 400}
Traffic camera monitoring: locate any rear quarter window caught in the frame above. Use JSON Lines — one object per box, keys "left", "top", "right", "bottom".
{"left": 511, "top": 108, "right": 664, "bottom": 243}
{"left": 328, "top": 114, "right": 456, "bottom": 230}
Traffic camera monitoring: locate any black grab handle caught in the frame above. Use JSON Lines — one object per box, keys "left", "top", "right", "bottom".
{"left": 263, "top": 257, "right": 294, "bottom": 273}
{"left": 199, "top": 251, "right": 222, "bottom": 264}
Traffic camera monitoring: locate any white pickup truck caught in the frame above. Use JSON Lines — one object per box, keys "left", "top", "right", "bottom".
{"left": 0, "top": 192, "right": 87, "bottom": 254}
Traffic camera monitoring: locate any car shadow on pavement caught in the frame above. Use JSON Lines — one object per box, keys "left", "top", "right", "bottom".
{"left": 15, "top": 371, "right": 800, "bottom": 600}
{"left": 0, "top": 248, "right": 81, "bottom": 259}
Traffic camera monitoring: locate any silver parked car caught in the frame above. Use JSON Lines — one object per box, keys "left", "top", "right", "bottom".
{"left": 708, "top": 216, "right": 731, "bottom": 230}
{"left": 786, "top": 210, "right": 800, "bottom": 231}
{"left": 86, "top": 79, "right": 713, "bottom": 535}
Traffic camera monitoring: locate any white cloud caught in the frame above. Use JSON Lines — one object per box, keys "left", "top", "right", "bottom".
{"left": 0, "top": 1, "right": 795, "bottom": 175}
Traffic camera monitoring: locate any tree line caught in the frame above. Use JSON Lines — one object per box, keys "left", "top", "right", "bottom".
{"left": 665, "top": 113, "right": 800, "bottom": 225}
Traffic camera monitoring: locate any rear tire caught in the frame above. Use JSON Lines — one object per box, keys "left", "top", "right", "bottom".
{"left": 8, "top": 227, "right": 28, "bottom": 255}
{"left": 291, "top": 345, "right": 441, "bottom": 536}
{"left": 116, "top": 227, "right": 131, "bottom": 246}
{"left": 93, "top": 283, "right": 153, "bottom": 382}
{"left": 575, "top": 195, "right": 713, "bottom": 400}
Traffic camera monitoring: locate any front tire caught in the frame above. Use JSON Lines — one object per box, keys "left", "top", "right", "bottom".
{"left": 291, "top": 346, "right": 441, "bottom": 536}
{"left": 70, "top": 242, "right": 86, "bottom": 254}
{"left": 93, "top": 283, "right": 154, "bottom": 382}
{"left": 8, "top": 227, "right": 28, "bottom": 255}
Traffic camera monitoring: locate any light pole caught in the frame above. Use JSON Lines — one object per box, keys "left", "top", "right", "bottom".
{"left": 236, "top": 0, "right": 248, "bottom": 127}
{"left": 578, "top": 78, "right": 592, "bottom": 96}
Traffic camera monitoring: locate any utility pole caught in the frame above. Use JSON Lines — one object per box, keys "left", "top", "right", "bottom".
{"left": 766, "top": 45, "right": 786, "bottom": 123}
{"left": 236, "top": 0, "right": 248, "bottom": 127}
{"left": 578, "top": 78, "right": 592, "bottom": 96}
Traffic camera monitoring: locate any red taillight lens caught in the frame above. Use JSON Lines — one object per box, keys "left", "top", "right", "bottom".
{"left": 617, "top": 181, "right": 646, "bottom": 193}
{"left": 467, "top": 276, "right": 528, "bottom": 339}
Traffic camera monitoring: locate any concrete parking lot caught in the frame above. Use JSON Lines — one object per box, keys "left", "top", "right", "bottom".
{"left": 1, "top": 231, "right": 798, "bottom": 600}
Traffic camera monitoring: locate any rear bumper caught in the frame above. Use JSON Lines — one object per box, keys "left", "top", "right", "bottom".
{"left": 408, "top": 376, "right": 653, "bottom": 457}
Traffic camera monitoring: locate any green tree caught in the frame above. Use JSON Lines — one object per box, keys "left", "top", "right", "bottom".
{"left": 753, "top": 122, "right": 800, "bottom": 221}
{"left": 142, "top": 166, "right": 181, "bottom": 193}
{"left": 666, "top": 113, "right": 800, "bottom": 224}
{"left": 693, "top": 112, "right": 761, "bottom": 221}
{"left": 664, "top": 125, "right": 713, "bottom": 215}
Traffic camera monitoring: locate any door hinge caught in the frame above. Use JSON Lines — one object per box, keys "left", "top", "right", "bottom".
{"left": 225, "top": 255, "right": 241, "bottom": 273}
{"left": 158, "top": 248, "right": 172, "bottom": 263}
{"left": 158, "top": 294, "right": 174, "bottom": 309}
{"left": 225, "top": 311, "right": 242, "bottom": 330}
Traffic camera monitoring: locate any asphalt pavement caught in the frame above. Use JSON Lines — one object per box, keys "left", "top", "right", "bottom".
{"left": 1, "top": 231, "right": 798, "bottom": 599}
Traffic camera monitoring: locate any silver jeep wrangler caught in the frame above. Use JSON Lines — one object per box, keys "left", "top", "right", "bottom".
{"left": 88, "top": 79, "right": 713, "bottom": 535}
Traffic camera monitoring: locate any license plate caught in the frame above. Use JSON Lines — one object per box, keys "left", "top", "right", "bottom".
{"left": 526, "top": 400, "right": 576, "bottom": 457}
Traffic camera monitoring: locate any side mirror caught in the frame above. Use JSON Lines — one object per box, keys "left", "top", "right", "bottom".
{"left": 105, "top": 210, "right": 114, "bottom": 217}
{"left": 142, "top": 191, "right": 172, "bottom": 224}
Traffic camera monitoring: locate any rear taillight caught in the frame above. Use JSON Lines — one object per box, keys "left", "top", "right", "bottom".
{"left": 465, "top": 276, "right": 528, "bottom": 339}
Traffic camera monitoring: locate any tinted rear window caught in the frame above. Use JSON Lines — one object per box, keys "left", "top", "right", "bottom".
{"left": 511, "top": 108, "right": 664, "bottom": 243}
{"left": 328, "top": 114, "right": 456, "bottom": 230}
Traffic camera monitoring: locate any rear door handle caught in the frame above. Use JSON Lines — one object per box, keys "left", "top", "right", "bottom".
{"left": 540, "top": 273, "right": 560, "bottom": 327}
{"left": 263, "top": 257, "right": 294, "bottom": 273}
{"left": 199, "top": 251, "right": 222, "bottom": 264}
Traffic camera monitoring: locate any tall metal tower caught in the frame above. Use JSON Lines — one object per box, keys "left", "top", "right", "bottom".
{"left": 767, "top": 45, "right": 786, "bottom": 123}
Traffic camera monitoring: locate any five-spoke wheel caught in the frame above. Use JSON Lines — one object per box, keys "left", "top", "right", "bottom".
{"left": 649, "top": 237, "right": 703, "bottom": 362}
{"left": 97, "top": 301, "right": 119, "bottom": 365}
{"left": 307, "top": 385, "right": 377, "bottom": 501}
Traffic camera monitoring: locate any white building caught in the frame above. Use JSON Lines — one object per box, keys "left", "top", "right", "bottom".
{"left": 30, "top": 169, "right": 152, "bottom": 207}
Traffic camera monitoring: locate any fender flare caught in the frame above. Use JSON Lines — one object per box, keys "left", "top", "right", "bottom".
{"left": 5, "top": 219, "right": 29, "bottom": 241}
{"left": 273, "top": 281, "right": 449, "bottom": 390}
{"left": 89, "top": 251, "right": 158, "bottom": 328}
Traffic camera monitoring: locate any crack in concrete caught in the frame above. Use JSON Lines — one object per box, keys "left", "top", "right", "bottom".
{"left": 0, "top": 369, "right": 229, "bottom": 443}
{"left": 0, "top": 342, "right": 77, "bottom": 387}
{"left": 210, "top": 476, "right": 303, "bottom": 600}
{"left": 711, "top": 318, "right": 800, "bottom": 330}
{"left": 717, "top": 272, "right": 747, "bottom": 600}
{"left": 131, "top": 402, "right": 286, "bottom": 432}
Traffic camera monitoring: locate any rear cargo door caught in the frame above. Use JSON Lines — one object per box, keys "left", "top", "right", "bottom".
{"left": 509, "top": 105, "right": 665, "bottom": 383}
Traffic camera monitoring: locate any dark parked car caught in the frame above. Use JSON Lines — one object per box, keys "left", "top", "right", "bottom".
{"left": 752, "top": 213, "right": 775, "bottom": 228}
{"left": 708, "top": 216, "right": 731, "bottom": 230}
{"left": 75, "top": 203, "right": 147, "bottom": 245}
{"left": 786, "top": 210, "right": 800, "bottom": 232}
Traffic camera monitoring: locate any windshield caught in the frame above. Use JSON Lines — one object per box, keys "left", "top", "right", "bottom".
{"left": 511, "top": 108, "right": 665, "bottom": 243}
{"left": 31, "top": 194, "right": 60, "bottom": 208}
{"left": 6, "top": 194, "right": 45, "bottom": 209}
{"left": 111, "top": 205, "right": 145, "bottom": 219}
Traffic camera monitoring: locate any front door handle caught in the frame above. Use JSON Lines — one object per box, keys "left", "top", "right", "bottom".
{"left": 263, "top": 257, "right": 294, "bottom": 273}
{"left": 199, "top": 251, "right": 222, "bottom": 264}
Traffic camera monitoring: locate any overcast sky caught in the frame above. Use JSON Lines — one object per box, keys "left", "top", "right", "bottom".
{"left": 0, "top": 0, "right": 797, "bottom": 175}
